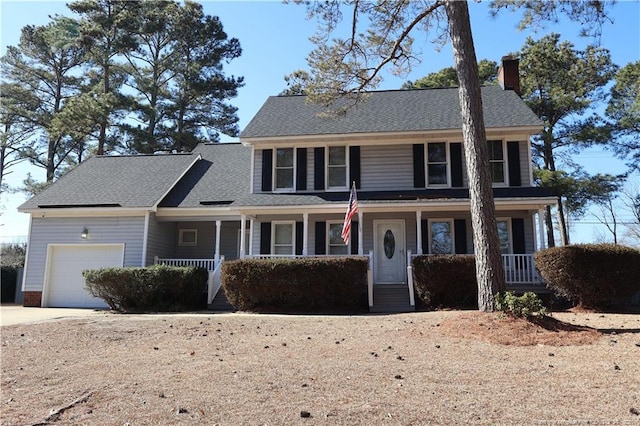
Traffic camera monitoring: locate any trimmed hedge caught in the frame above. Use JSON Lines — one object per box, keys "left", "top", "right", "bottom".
{"left": 412, "top": 255, "right": 477, "bottom": 309}
{"left": 221, "top": 257, "right": 368, "bottom": 313}
{"left": 83, "top": 265, "right": 208, "bottom": 312}
{"left": 1, "top": 267, "right": 18, "bottom": 303}
{"left": 534, "top": 244, "right": 640, "bottom": 309}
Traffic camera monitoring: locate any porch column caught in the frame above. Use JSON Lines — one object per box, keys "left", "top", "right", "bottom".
{"left": 416, "top": 211, "right": 423, "bottom": 255}
{"left": 248, "top": 218, "right": 254, "bottom": 256}
{"left": 537, "top": 208, "right": 546, "bottom": 249}
{"left": 214, "top": 220, "right": 222, "bottom": 262}
{"left": 302, "top": 213, "right": 309, "bottom": 255}
{"left": 239, "top": 214, "right": 247, "bottom": 258}
{"left": 358, "top": 210, "right": 364, "bottom": 255}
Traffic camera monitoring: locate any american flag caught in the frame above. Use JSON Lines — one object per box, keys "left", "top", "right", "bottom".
{"left": 341, "top": 182, "right": 358, "bottom": 244}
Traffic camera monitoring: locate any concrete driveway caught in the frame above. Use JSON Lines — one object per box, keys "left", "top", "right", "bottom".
{"left": 0, "top": 305, "right": 107, "bottom": 326}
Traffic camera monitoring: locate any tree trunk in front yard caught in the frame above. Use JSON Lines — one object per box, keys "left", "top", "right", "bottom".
{"left": 445, "top": 0, "right": 506, "bottom": 312}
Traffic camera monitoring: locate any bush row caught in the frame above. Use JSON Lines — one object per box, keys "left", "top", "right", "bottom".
{"left": 534, "top": 244, "right": 640, "bottom": 309}
{"left": 221, "top": 257, "right": 368, "bottom": 313}
{"left": 83, "top": 265, "right": 208, "bottom": 312}
{"left": 411, "top": 255, "right": 477, "bottom": 309}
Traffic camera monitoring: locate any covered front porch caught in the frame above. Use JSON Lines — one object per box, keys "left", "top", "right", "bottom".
{"left": 155, "top": 251, "right": 545, "bottom": 312}
{"left": 151, "top": 202, "right": 550, "bottom": 312}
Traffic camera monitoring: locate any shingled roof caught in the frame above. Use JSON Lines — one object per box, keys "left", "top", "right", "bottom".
{"left": 159, "top": 143, "right": 251, "bottom": 208}
{"left": 19, "top": 153, "right": 199, "bottom": 210}
{"left": 240, "top": 86, "right": 542, "bottom": 139}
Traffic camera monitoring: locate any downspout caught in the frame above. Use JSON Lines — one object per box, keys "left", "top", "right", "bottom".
{"left": 141, "top": 211, "right": 150, "bottom": 266}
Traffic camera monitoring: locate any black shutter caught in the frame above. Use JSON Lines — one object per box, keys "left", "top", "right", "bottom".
{"left": 261, "top": 149, "right": 273, "bottom": 192}
{"left": 260, "top": 222, "right": 271, "bottom": 254}
{"left": 314, "top": 147, "right": 325, "bottom": 190}
{"left": 450, "top": 143, "right": 464, "bottom": 188}
{"left": 296, "top": 148, "right": 307, "bottom": 190}
{"left": 350, "top": 221, "right": 359, "bottom": 255}
{"left": 315, "top": 221, "right": 326, "bottom": 255}
{"left": 507, "top": 142, "right": 521, "bottom": 187}
{"left": 413, "top": 144, "right": 425, "bottom": 188}
{"left": 454, "top": 219, "right": 467, "bottom": 254}
{"left": 512, "top": 218, "right": 526, "bottom": 254}
{"left": 295, "top": 221, "right": 304, "bottom": 255}
{"left": 421, "top": 220, "right": 428, "bottom": 253}
{"left": 349, "top": 146, "right": 361, "bottom": 189}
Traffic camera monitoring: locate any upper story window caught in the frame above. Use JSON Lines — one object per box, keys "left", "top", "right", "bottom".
{"left": 275, "top": 148, "right": 295, "bottom": 191}
{"left": 429, "top": 219, "right": 453, "bottom": 254}
{"left": 327, "top": 146, "right": 348, "bottom": 189}
{"left": 272, "top": 221, "right": 295, "bottom": 255}
{"left": 327, "top": 222, "right": 349, "bottom": 254}
{"left": 427, "top": 142, "right": 448, "bottom": 186}
{"left": 488, "top": 140, "right": 506, "bottom": 184}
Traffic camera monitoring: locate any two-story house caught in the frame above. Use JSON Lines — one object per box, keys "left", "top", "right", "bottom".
{"left": 18, "top": 58, "right": 555, "bottom": 310}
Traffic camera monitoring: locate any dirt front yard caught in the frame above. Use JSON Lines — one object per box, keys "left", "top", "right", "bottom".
{"left": 1, "top": 310, "right": 639, "bottom": 425}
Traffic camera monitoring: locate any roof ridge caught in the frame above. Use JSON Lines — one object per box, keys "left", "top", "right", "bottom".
{"left": 94, "top": 152, "right": 194, "bottom": 159}
{"left": 273, "top": 85, "right": 503, "bottom": 99}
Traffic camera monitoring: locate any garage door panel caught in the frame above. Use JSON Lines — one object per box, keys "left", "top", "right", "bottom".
{"left": 46, "top": 245, "right": 123, "bottom": 308}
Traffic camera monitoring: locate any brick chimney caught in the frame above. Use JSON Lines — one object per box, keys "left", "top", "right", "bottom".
{"left": 498, "top": 55, "right": 520, "bottom": 95}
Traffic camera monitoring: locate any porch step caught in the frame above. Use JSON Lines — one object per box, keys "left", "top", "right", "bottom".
{"left": 208, "top": 289, "right": 235, "bottom": 312}
{"left": 370, "top": 284, "right": 415, "bottom": 313}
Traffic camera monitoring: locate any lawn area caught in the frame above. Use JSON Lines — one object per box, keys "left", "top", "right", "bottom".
{"left": 1, "top": 310, "right": 639, "bottom": 425}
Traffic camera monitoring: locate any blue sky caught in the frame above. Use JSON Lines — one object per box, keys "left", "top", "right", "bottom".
{"left": 1, "top": 0, "right": 639, "bottom": 244}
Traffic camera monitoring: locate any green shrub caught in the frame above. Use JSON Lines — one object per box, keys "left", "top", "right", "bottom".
{"left": 534, "top": 244, "right": 640, "bottom": 309}
{"left": 221, "top": 257, "right": 368, "bottom": 313}
{"left": 411, "top": 255, "right": 477, "bottom": 309}
{"left": 495, "top": 291, "right": 547, "bottom": 318}
{"left": 83, "top": 265, "right": 208, "bottom": 312}
{"left": 1, "top": 266, "right": 18, "bottom": 303}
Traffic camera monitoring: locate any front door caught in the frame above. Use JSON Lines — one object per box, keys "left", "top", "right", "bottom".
{"left": 374, "top": 220, "right": 406, "bottom": 284}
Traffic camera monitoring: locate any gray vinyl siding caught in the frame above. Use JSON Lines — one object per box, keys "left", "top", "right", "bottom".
{"left": 221, "top": 221, "right": 241, "bottom": 260}
{"left": 519, "top": 141, "right": 530, "bottom": 186}
{"left": 361, "top": 144, "right": 414, "bottom": 191}
{"left": 145, "top": 213, "right": 175, "bottom": 265}
{"left": 253, "top": 149, "right": 263, "bottom": 193}
{"left": 524, "top": 213, "right": 535, "bottom": 253}
{"left": 250, "top": 210, "right": 536, "bottom": 257}
{"left": 306, "top": 148, "right": 314, "bottom": 191}
{"left": 23, "top": 216, "right": 145, "bottom": 292}
{"left": 175, "top": 222, "right": 215, "bottom": 259}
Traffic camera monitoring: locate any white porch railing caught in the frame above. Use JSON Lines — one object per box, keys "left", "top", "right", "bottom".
{"left": 501, "top": 254, "right": 544, "bottom": 286}
{"left": 154, "top": 257, "right": 218, "bottom": 271}
{"left": 406, "top": 251, "right": 415, "bottom": 307}
{"left": 208, "top": 256, "right": 225, "bottom": 304}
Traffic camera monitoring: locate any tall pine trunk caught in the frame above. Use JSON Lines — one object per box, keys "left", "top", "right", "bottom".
{"left": 445, "top": 0, "right": 506, "bottom": 312}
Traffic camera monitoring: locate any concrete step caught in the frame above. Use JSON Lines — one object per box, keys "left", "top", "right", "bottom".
{"left": 208, "top": 290, "right": 234, "bottom": 311}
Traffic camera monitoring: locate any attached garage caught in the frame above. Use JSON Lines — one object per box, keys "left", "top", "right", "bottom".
{"left": 43, "top": 244, "right": 124, "bottom": 308}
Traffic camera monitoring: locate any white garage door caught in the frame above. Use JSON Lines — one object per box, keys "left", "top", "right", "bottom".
{"left": 45, "top": 244, "right": 124, "bottom": 308}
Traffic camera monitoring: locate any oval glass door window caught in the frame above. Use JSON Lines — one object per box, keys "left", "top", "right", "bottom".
{"left": 383, "top": 230, "right": 395, "bottom": 259}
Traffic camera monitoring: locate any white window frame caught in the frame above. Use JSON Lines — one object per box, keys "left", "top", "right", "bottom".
{"left": 425, "top": 142, "right": 450, "bottom": 187}
{"left": 428, "top": 219, "right": 454, "bottom": 254}
{"left": 487, "top": 139, "right": 507, "bottom": 186}
{"left": 273, "top": 147, "right": 296, "bottom": 192}
{"left": 325, "top": 145, "right": 349, "bottom": 191}
{"left": 496, "top": 218, "right": 512, "bottom": 254}
{"left": 326, "top": 220, "right": 350, "bottom": 255}
{"left": 178, "top": 229, "right": 198, "bottom": 247}
{"left": 271, "top": 221, "right": 296, "bottom": 255}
